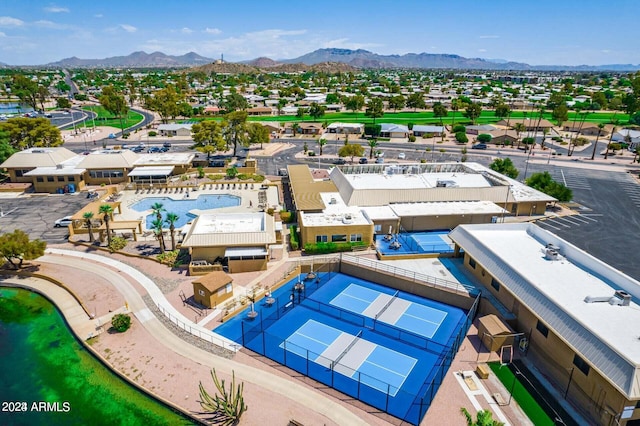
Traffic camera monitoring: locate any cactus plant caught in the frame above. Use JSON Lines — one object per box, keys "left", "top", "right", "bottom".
{"left": 198, "top": 369, "right": 247, "bottom": 425}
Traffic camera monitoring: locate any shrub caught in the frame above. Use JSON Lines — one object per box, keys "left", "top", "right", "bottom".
{"left": 157, "top": 250, "right": 179, "bottom": 266}
{"left": 408, "top": 135, "right": 416, "bottom": 142}
{"left": 573, "top": 137, "right": 588, "bottom": 147}
{"left": 108, "top": 236, "right": 127, "bottom": 252}
{"left": 197, "top": 166, "right": 205, "bottom": 178}
{"left": 289, "top": 225, "right": 299, "bottom": 250}
{"left": 251, "top": 174, "right": 265, "bottom": 182}
{"left": 461, "top": 154, "right": 468, "bottom": 162}
{"left": 461, "top": 147, "right": 468, "bottom": 154}
{"left": 122, "top": 133, "right": 130, "bottom": 139}
{"left": 236, "top": 173, "right": 249, "bottom": 181}
{"left": 308, "top": 151, "right": 315, "bottom": 156}
{"left": 455, "top": 132, "right": 468, "bottom": 143}
{"left": 477, "top": 133, "right": 492, "bottom": 143}
{"left": 148, "top": 131, "right": 157, "bottom": 137}
{"left": 303, "top": 242, "right": 366, "bottom": 254}
{"left": 609, "top": 143, "right": 622, "bottom": 151}
{"left": 452, "top": 125, "right": 466, "bottom": 133}
{"left": 279, "top": 211, "right": 293, "bottom": 223}
{"left": 111, "top": 313, "right": 131, "bottom": 332}
{"left": 522, "top": 137, "right": 535, "bottom": 145}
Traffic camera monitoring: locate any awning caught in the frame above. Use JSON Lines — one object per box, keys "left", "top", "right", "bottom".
{"left": 225, "top": 247, "right": 268, "bottom": 257}
{"left": 128, "top": 166, "right": 174, "bottom": 177}
{"left": 181, "top": 223, "right": 192, "bottom": 235}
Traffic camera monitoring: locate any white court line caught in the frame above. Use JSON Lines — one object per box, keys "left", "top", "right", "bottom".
{"left": 402, "top": 311, "right": 443, "bottom": 328}
{"left": 295, "top": 331, "right": 331, "bottom": 348}
{"left": 361, "top": 359, "right": 407, "bottom": 379}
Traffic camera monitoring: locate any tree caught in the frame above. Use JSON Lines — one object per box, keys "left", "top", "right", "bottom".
{"left": 514, "top": 122, "right": 526, "bottom": 149}
{"left": 450, "top": 98, "right": 460, "bottom": 128}
{"left": 222, "top": 93, "right": 249, "bottom": 112}
{"left": 455, "top": 132, "right": 468, "bottom": 143}
{"left": 604, "top": 121, "right": 618, "bottom": 160}
{"left": 552, "top": 104, "right": 569, "bottom": 126}
{"left": 83, "top": 212, "right": 95, "bottom": 242}
{"left": 223, "top": 111, "right": 248, "bottom": 156}
{"left": 526, "top": 171, "right": 573, "bottom": 202}
{"left": 541, "top": 127, "right": 549, "bottom": 149}
{"left": 464, "top": 103, "right": 483, "bottom": 124}
{"left": 296, "top": 107, "right": 307, "bottom": 120}
{"left": 198, "top": 369, "right": 247, "bottom": 425}
{"left": 345, "top": 95, "right": 365, "bottom": 118}
{"left": 406, "top": 93, "right": 426, "bottom": 111}
{"left": 151, "top": 218, "right": 166, "bottom": 253}
{"left": 365, "top": 98, "right": 384, "bottom": 124}
{"left": 460, "top": 407, "right": 504, "bottom": 426}
{"left": 364, "top": 124, "right": 381, "bottom": 138}
{"left": 490, "top": 157, "right": 519, "bottom": 178}
{"left": 367, "top": 139, "right": 378, "bottom": 159}
{"left": 56, "top": 97, "right": 71, "bottom": 109}
{"left": 494, "top": 102, "right": 511, "bottom": 119}
{"left": 308, "top": 102, "right": 326, "bottom": 121}
{"left": 477, "top": 134, "right": 492, "bottom": 143}
{"left": 11, "top": 75, "right": 40, "bottom": 111}
{"left": 338, "top": 143, "right": 364, "bottom": 163}
{"left": 317, "top": 138, "right": 327, "bottom": 156}
{"left": 247, "top": 122, "right": 269, "bottom": 150}
{"left": 111, "top": 313, "right": 131, "bottom": 332}
{"left": 192, "top": 121, "right": 226, "bottom": 160}
{"left": 432, "top": 102, "right": 448, "bottom": 140}
{"left": 0, "top": 117, "right": 62, "bottom": 149}
{"left": 0, "top": 229, "right": 46, "bottom": 269}
{"left": 388, "top": 95, "right": 406, "bottom": 112}
{"left": 146, "top": 85, "right": 182, "bottom": 123}
{"left": 99, "top": 85, "right": 128, "bottom": 131}
{"left": 276, "top": 99, "right": 287, "bottom": 115}
{"left": 590, "top": 123, "right": 606, "bottom": 160}
{"left": 99, "top": 204, "right": 114, "bottom": 245}
{"left": 0, "top": 136, "right": 17, "bottom": 165}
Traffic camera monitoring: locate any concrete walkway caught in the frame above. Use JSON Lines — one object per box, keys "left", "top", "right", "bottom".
{"left": 36, "top": 250, "right": 369, "bottom": 426}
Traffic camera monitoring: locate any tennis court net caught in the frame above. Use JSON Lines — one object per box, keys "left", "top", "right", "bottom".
{"left": 331, "top": 330, "right": 362, "bottom": 370}
{"left": 374, "top": 290, "right": 399, "bottom": 320}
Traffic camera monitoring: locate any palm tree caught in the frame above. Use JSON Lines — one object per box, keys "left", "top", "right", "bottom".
{"left": 590, "top": 123, "right": 606, "bottom": 160}
{"left": 450, "top": 99, "right": 459, "bottom": 129}
{"left": 83, "top": 211, "right": 95, "bottom": 242}
{"left": 151, "top": 202, "right": 165, "bottom": 222}
{"left": 460, "top": 407, "right": 504, "bottom": 426}
{"left": 514, "top": 122, "right": 526, "bottom": 149}
{"left": 151, "top": 218, "right": 166, "bottom": 253}
{"left": 317, "top": 138, "right": 327, "bottom": 156}
{"left": 165, "top": 212, "right": 179, "bottom": 251}
{"left": 98, "top": 204, "right": 114, "bottom": 245}
{"left": 368, "top": 139, "right": 378, "bottom": 159}
{"left": 541, "top": 127, "right": 549, "bottom": 149}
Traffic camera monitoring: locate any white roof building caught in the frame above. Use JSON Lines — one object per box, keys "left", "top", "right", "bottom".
{"left": 449, "top": 223, "right": 640, "bottom": 399}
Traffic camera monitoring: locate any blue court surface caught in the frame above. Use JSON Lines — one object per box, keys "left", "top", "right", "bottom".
{"left": 214, "top": 271, "right": 471, "bottom": 425}
{"left": 376, "top": 231, "right": 454, "bottom": 256}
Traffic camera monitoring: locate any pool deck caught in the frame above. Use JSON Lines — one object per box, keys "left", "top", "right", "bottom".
{"left": 11, "top": 241, "right": 550, "bottom": 426}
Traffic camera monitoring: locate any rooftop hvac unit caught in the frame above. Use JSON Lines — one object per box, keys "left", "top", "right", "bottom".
{"left": 612, "top": 290, "right": 632, "bottom": 307}
{"left": 56, "top": 163, "right": 64, "bottom": 169}
{"left": 329, "top": 197, "right": 337, "bottom": 204}
{"left": 32, "top": 149, "right": 45, "bottom": 153}
{"left": 545, "top": 248, "right": 559, "bottom": 260}
{"left": 342, "top": 214, "right": 354, "bottom": 224}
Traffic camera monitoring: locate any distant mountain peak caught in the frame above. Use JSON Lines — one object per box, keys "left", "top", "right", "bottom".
{"left": 45, "top": 51, "right": 214, "bottom": 68}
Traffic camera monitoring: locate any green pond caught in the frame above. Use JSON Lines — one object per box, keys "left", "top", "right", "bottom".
{"left": 0, "top": 287, "right": 195, "bottom": 425}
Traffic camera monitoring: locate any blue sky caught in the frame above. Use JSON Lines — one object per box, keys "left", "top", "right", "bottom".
{"left": 1, "top": 0, "right": 639, "bottom": 66}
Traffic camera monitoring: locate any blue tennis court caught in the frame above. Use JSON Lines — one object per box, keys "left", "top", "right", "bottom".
{"left": 330, "top": 283, "right": 447, "bottom": 339}
{"left": 376, "top": 231, "right": 454, "bottom": 255}
{"left": 281, "top": 320, "right": 416, "bottom": 396}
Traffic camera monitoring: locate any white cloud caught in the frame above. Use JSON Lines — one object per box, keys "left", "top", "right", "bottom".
{"left": 204, "top": 27, "right": 221, "bottom": 35}
{"left": 478, "top": 49, "right": 487, "bottom": 52}
{"left": 0, "top": 31, "right": 5, "bottom": 37}
{"left": 44, "top": 6, "right": 70, "bottom": 13}
{"left": 601, "top": 49, "right": 611, "bottom": 53}
{"left": 479, "top": 35, "right": 499, "bottom": 39}
{"left": 119, "top": 24, "right": 137, "bottom": 33}
{"left": 94, "top": 14, "right": 103, "bottom": 18}
{"left": 0, "top": 16, "right": 24, "bottom": 27}
{"left": 181, "top": 27, "right": 193, "bottom": 34}
{"left": 34, "top": 20, "right": 70, "bottom": 30}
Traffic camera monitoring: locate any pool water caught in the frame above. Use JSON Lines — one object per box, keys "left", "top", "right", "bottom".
{"left": 0, "top": 287, "right": 194, "bottom": 425}
{"left": 131, "top": 194, "right": 240, "bottom": 229}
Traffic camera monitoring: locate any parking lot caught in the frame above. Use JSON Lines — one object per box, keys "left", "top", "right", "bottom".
{"left": 0, "top": 193, "right": 92, "bottom": 244}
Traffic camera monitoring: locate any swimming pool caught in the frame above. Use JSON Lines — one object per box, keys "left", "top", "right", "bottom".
{"left": 131, "top": 194, "right": 240, "bottom": 229}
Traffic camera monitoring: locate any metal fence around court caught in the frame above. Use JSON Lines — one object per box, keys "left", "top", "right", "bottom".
{"left": 239, "top": 273, "right": 481, "bottom": 425}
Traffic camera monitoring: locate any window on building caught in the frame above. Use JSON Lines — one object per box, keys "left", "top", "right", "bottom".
{"left": 316, "top": 235, "right": 328, "bottom": 243}
{"left": 15, "top": 169, "right": 30, "bottom": 177}
{"left": 36, "top": 177, "right": 44, "bottom": 182}
{"left": 225, "top": 283, "right": 232, "bottom": 293}
{"left": 374, "top": 224, "right": 382, "bottom": 232}
{"left": 57, "top": 176, "right": 65, "bottom": 182}
{"left": 217, "top": 287, "right": 226, "bottom": 297}
{"left": 573, "top": 354, "right": 590, "bottom": 376}
{"left": 199, "top": 289, "right": 205, "bottom": 297}
{"left": 68, "top": 176, "right": 75, "bottom": 182}
{"left": 47, "top": 176, "right": 54, "bottom": 182}
{"left": 491, "top": 278, "right": 500, "bottom": 291}
{"left": 350, "top": 234, "right": 362, "bottom": 242}
{"left": 331, "top": 234, "right": 347, "bottom": 242}
{"left": 469, "top": 257, "right": 476, "bottom": 269}
{"left": 536, "top": 320, "right": 549, "bottom": 338}
{"left": 89, "top": 170, "right": 123, "bottom": 179}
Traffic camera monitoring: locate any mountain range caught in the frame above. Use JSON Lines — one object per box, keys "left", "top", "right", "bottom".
{"left": 29, "top": 48, "right": 640, "bottom": 71}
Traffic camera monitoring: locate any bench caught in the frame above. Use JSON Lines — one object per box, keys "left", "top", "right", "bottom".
{"left": 476, "top": 363, "right": 490, "bottom": 379}
{"left": 492, "top": 392, "right": 507, "bottom": 406}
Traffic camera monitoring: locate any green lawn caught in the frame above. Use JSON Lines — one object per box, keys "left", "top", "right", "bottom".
{"left": 488, "top": 362, "right": 555, "bottom": 426}
{"left": 242, "top": 110, "right": 630, "bottom": 127}
{"left": 82, "top": 105, "right": 144, "bottom": 130}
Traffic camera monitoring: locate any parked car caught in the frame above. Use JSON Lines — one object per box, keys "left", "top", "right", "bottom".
{"left": 375, "top": 157, "right": 384, "bottom": 163}
{"left": 54, "top": 216, "right": 73, "bottom": 228}
{"left": 162, "top": 142, "right": 172, "bottom": 148}
{"left": 148, "top": 147, "right": 163, "bottom": 153}
{"left": 471, "top": 143, "right": 488, "bottom": 150}
{"left": 359, "top": 157, "right": 368, "bottom": 164}
{"left": 333, "top": 158, "right": 346, "bottom": 165}
{"left": 398, "top": 152, "right": 406, "bottom": 159}
{"left": 108, "top": 133, "right": 116, "bottom": 139}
